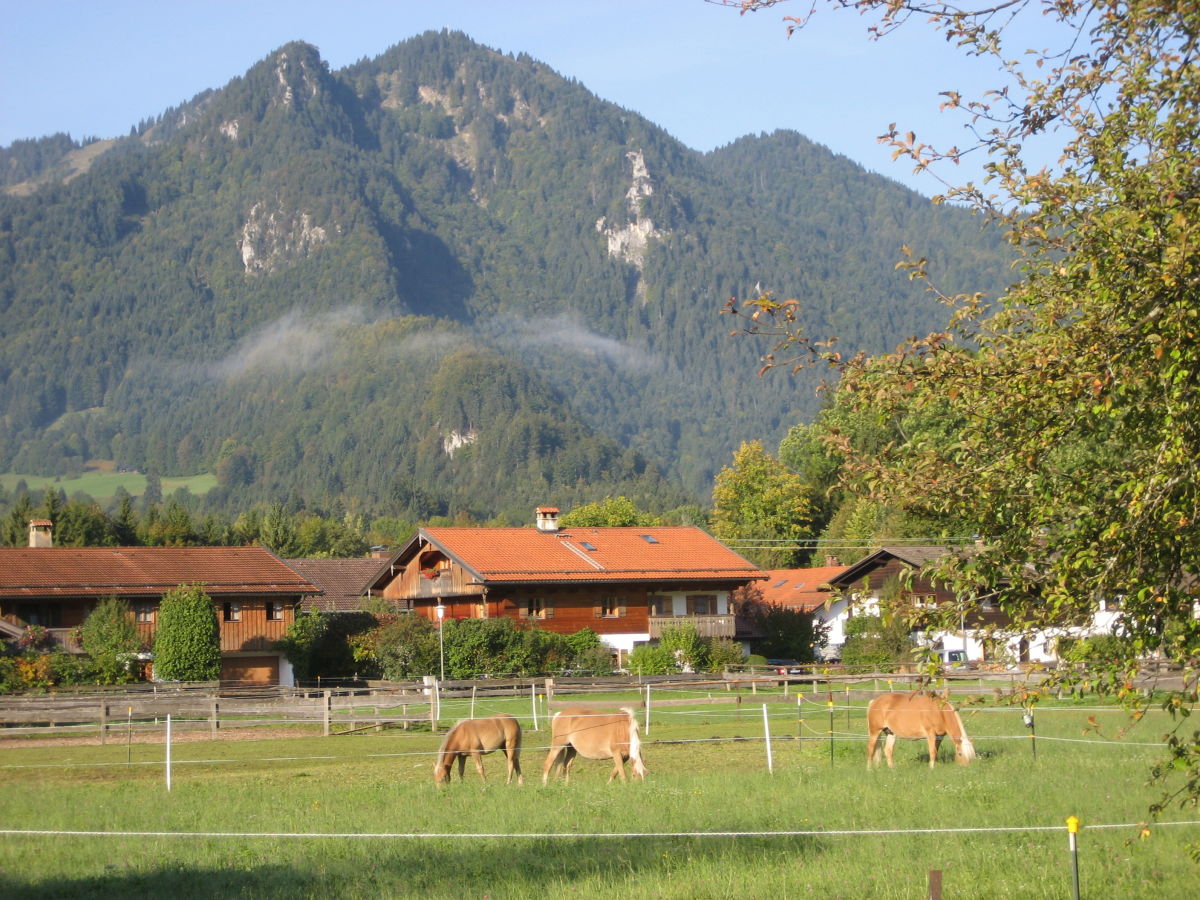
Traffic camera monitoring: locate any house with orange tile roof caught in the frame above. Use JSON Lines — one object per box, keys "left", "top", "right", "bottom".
{"left": 0, "top": 521, "right": 319, "bottom": 685}
{"left": 755, "top": 564, "right": 851, "bottom": 661}
{"left": 369, "top": 507, "right": 764, "bottom": 661}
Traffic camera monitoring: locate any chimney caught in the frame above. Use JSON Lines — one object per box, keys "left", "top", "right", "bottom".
{"left": 825, "top": 555, "right": 840, "bottom": 567}
{"left": 535, "top": 506, "right": 560, "bottom": 533}
{"left": 28, "top": 519, "right": 53, "bottom": 548}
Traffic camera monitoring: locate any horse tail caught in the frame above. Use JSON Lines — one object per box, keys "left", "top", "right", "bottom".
{"left": 950, "top": 708, "right": 976, "bottom": 762}
{"left": 621, "top": 707, "right": 647, "bottom": 779}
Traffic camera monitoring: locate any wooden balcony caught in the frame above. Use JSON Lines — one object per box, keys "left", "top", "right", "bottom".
{"left": 409, "top": 572, "right": 482, "bottom": 599}
{"left": 648, "top": 615, "right": 735, "bottom": 639}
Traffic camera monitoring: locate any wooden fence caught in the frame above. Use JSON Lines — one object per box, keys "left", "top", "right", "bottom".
{"left": 0, "top": 669, "right": 1056, "bottom": 742}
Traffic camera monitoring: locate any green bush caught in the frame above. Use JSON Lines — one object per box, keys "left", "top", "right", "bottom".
{"left": 840, "top": 614, "right": 913, "bottom": 671}
{"left": 571, "top": 644, "right": 616, "bottom": 675}
{"left": 152, "top": 584, "right": 220, "bottom": 681}
{"left": 705, "top": 638, "right": 745, "bottom": 673}
{"left": 79, "top": 596, "right": 140, "bottom": 684}
{"left": 627, "top": 643, "right": 677, "bottom": 675}
{"left": 372, "top": 613, "right": 438, "bottom": 680}
{"left": 659, "top": 622, "right": 708, "bottom": 672}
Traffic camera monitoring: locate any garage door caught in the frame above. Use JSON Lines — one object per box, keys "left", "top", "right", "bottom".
{"left": 221, "top": 655, "right": 280, "bottom": 686}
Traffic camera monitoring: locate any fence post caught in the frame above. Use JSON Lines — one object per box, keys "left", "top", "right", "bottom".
{"left": 322, "top": 689, "right": 332, "bottom": 737}
{"left": 828, "top": 696, "right": 835, "bottom": 766}
{"left": 165, "top": 714, "right": 172, "bottom": 792}
{"left": 210, "top": 700, "right": 219, "bottom": 738}
{"left": 1066, "top": 816, "right": 1081, "bottom": 900}
{"left": 762, "top": 703, "right": 773, "bottom": 775}
{"left": 645, "top": 684, "right": 651, "bottom": 735}
{"left": 928, "top": 869, "right": 942, "bottom": 900}
{"left": 99, "top": 703, "right": 108, "bottom": 745}
{"left": 531, "top": 683, "right": 539, "bottom": 731}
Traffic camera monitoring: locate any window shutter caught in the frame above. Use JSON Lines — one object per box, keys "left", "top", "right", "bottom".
{"left": 518, "top": 604, "right": 529, "bottom": 619}
{"left": 544, "top": 604, "right": 554, "bottom": 619}
{"left": 618, "top": 605, "right": 627, "bottom": 618}
{"left": 594, "top": 604, "right": 603, "bottom": 618}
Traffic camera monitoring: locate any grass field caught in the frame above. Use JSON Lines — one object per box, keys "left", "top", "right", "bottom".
{"left": 1, "top": 689, "right": 1197, "bottom": 898}
{"left": 0, "top": 470, "right": 216, "bottom": 503}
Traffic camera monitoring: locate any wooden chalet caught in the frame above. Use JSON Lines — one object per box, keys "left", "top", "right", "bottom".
{"left": 825, "top": 545, "right": 1015, "bottom": 662}
{"left": 368, "top": 507, "right": 764, "bottom": 659}
{"left": 0, "top": 522, "right": 319, "bottom": 685}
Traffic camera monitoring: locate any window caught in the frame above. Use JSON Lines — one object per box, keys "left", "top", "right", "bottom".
{"left": 222, "top": 602, "right": 241, "bottom": 623}
{"left": 135, "top": 603, "right": 155, "bottom": 624}
{"left": 266, "top": 601, "right": 283, "bottom": 621}
{"left": 524, "top": 598, "right": 545, "bottom": 619}
{"left": 16, "top": 603, "right": 61, "bottom": 628}
{"left": 650, "top": 595, "right": 672, "bottom": 617}
{"left": 639, "top": 534, "right": 659, "bottom": 544}
{"left": 600, "top": 596, "right": 622, "bottom": 618}
{"left": 687, "top": 594, "right": 716, "bottom": 616}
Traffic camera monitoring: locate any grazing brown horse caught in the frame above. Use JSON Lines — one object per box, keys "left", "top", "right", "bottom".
{"left": 541, "top": 707, "right": 648, "bottom": 785}
{"left": 433, "top": 714, "right": 523, "bottom": 785}
{"left": 866, "top": 692, "right": 976, "bottom": 769}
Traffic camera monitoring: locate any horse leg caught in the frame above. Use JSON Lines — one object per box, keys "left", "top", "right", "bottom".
{"left": 541, "top": 746, "right": 564, "bottom": 785}
{"left": 507, "top": 743, "right": 523, "bottom": 785}
{"left": 866, "top": 729, "right": 880, "bottom": 769}
{"left": 884, "top": 733, "right": 896, "bottom": 768}
{"left": 456, "top": 753, "right": 467, "bottom": 781}
{"left": 927, "top": 734, "right": 939, "bottom": 769}
{"left": 471, "top": 749, "right": 487, "bottom": 782}
{"left": 562, "top": 747, "right": 578, "bottom": 785}
{"left": 608, "top": 751, "right": 627, "bottom": 784}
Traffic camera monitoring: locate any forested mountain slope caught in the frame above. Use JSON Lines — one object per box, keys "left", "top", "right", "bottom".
{"left": 0, "top": 31, "right": 1011, "bottom": 519}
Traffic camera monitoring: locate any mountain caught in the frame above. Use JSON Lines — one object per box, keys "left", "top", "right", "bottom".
{"left": 0, "top": 32, "right": 1011, "bottom": 521}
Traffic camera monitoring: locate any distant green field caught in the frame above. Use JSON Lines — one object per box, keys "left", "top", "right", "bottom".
{"left": 1, "top": 689, "right": 1197, "bottom": 898}
{"left": 0, "top": 471, "right": 216, "bottom": 503}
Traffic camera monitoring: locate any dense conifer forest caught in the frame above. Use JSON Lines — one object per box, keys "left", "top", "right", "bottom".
{"left": 0, "top": 31, "right": 1011, "bottom": 525}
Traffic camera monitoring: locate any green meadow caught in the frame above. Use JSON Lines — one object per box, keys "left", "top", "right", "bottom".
{"left": 1, "top": 689, "right": 1197, "bottom": 898}
{"left": 0, "top": 470, "right": 216, "bottom": 504}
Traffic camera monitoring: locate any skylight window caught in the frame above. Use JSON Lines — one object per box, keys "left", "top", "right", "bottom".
{"left": 580, "top": 542, "right": 597, "bottom": 551}
{"left": 640, "top": 535, "right": 659, "bottom": 544}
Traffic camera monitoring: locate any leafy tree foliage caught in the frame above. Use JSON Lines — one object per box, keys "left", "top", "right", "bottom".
{"left": 722, "top": 0, "right": 1200, "bottom": 818}
{"left": 559, "top": 496, "right": 662, "bottom": 527}
{"left": 152, "top": 584, "right": 220, "bottom": 681}
{"left": 711, "top": 440, "right": 814, "bottom": 567}
{"left": 78, "top": 596, "right": 141, "bottom": 684}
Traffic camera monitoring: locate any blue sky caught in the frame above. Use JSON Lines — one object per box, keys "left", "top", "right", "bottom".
{"left": 0, "top": 0, "right": 1033, "bottom": 195}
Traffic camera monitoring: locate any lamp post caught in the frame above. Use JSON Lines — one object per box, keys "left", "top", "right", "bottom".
{"left": 435, "top": 602, "right": 446, "bottom": 682}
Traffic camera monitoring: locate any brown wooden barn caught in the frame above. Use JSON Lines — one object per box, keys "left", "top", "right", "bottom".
{"left": 0, "top": 522, "right": 318, "bottom": 685}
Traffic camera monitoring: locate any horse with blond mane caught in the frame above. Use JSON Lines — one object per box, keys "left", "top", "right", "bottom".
{"left": 433, "top": 714, "right": 523, "bottom": 785}
{"left": 542, "top": 707, "right": 647, "bottom": 784}
{"left": 866, "top": 692, "right": 976, "bottom": 769}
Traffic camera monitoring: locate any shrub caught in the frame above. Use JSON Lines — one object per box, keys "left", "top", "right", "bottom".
{"left": 79, "top": 596, "right": 140, "bottom": 684}
{"left": 659, "top": 622, "right": 707, "bottom": 673}
{"left": 840, "top": 614, "right": 913, "bottom": 671}
{"left": 372, "top": 613, "right": 438, "bottom": 680}
{"left": 278, "top": 610, "right": 329, "bottom": 682}
{"left": 627, "top": 643, "right": 677, "bottom": 675}
{"left": 571, "top": 644, "right": 616, "bottom": 675}
{"left": 153, "top": 584, "right": 220, "bottom": 682}
{"left": 705, "top": 638, "right": 745, "bottom": 673}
